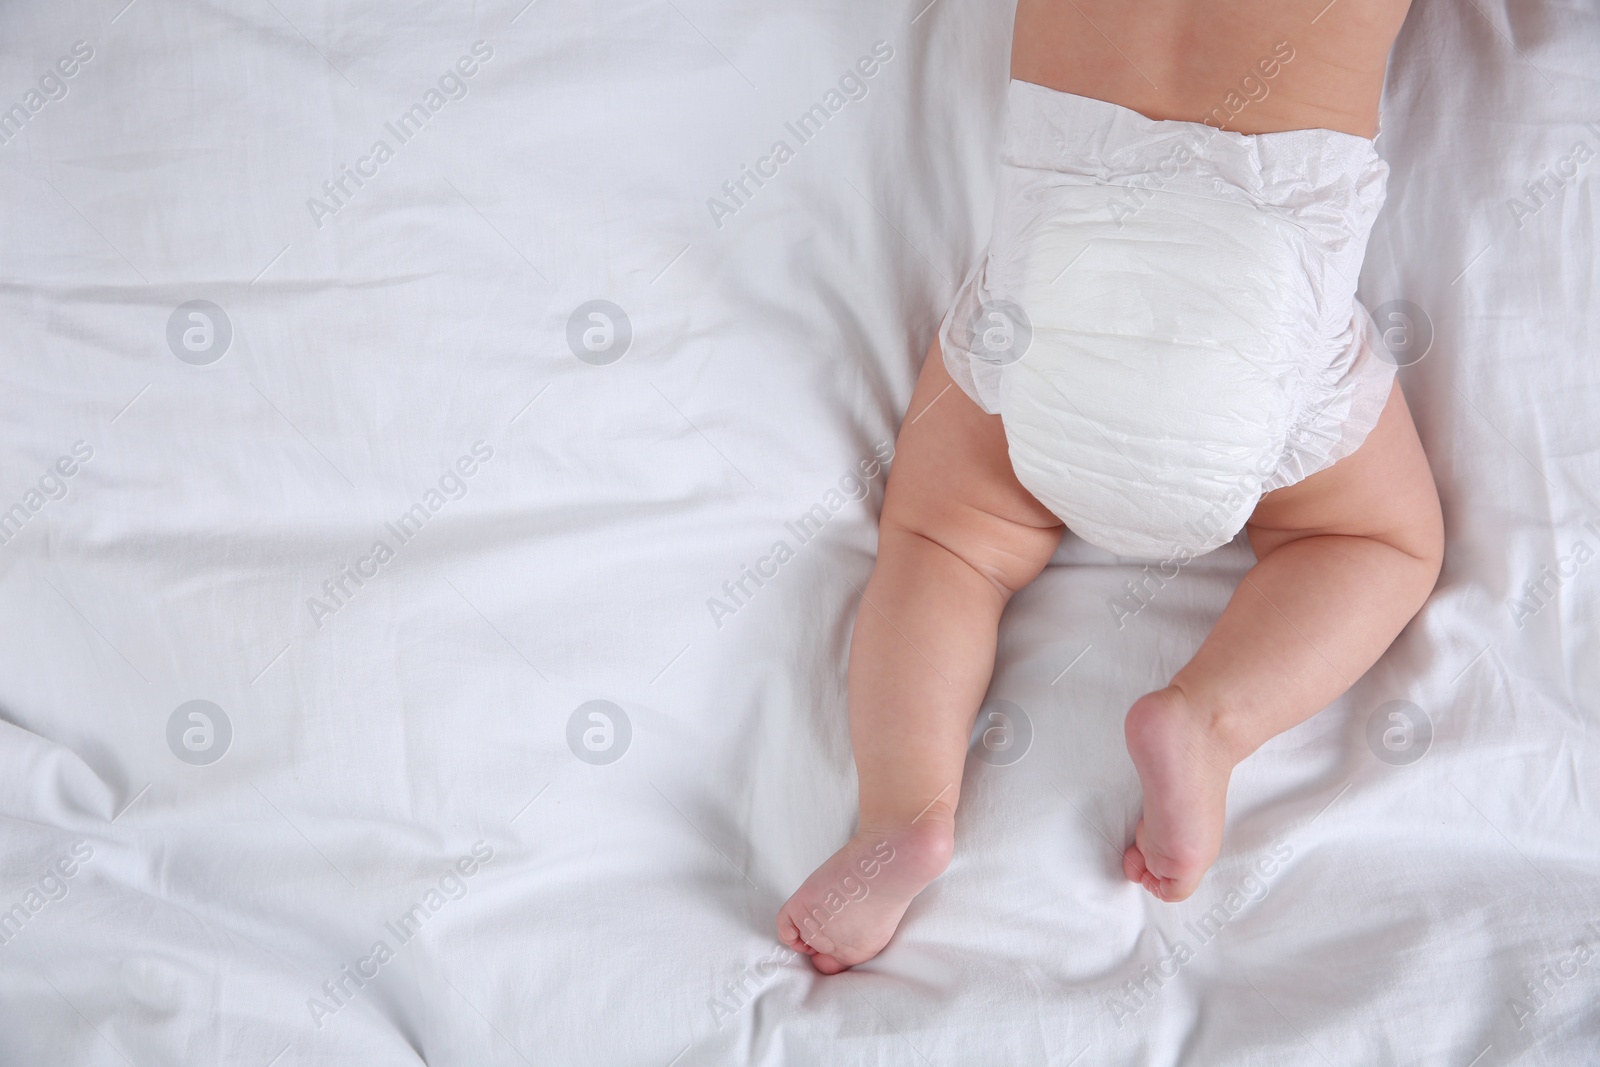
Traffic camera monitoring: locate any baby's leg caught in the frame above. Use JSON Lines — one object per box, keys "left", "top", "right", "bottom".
{"left": 776, "top": 344, "right": 1062, "bottom": 973}
{"left": 1007, "top": 0, "right": 1435, "bottom": 901}
{"left": 1123, "top": 383, "right": 1444, "bottom": 901}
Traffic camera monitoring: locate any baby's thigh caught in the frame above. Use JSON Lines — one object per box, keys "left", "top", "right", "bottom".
{"left": 883, "top": 343, "right": 1063, "bottom": 591}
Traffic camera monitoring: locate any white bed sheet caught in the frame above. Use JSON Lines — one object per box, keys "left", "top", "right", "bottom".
{"left": 0, "top": 0, "right": 1596, "bottom": 1063}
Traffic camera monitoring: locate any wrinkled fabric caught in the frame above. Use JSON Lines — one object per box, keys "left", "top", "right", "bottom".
{"left": 940, "top": 81, "right": 1395, "bottom": 559}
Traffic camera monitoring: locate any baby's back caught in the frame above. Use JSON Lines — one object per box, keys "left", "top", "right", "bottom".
{"left": 1010, "top": 0, "right": 1413, "bottom": 137}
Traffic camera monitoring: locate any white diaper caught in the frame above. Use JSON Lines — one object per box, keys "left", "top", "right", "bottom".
{"left": 939, "top": 81, "right": 1395, "bottom": 560}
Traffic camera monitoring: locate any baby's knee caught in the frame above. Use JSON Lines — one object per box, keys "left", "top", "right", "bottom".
{"left": 1373, "top": 513, "right": 1445, "bottom": 622}
{"left": 1371, "top": 463, "right": 1445, "bottom": 586}
{"left": 882, "top": 490, "right": 1061, "bottom": 597}
{"left": 1400, "top": 500, "right": 1446, "bottom": 601}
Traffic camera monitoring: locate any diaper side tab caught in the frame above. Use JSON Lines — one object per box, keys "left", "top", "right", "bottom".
{"left": 1266, "top": 299, "right": 1397, "bottom": 493}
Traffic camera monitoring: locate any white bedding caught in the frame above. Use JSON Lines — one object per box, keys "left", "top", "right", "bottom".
{"left": 1, "top": 0, "right": 1596, "bottom": 1063}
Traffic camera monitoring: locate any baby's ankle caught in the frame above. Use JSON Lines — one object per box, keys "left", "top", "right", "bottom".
{"left": 852, "top": 817, "right": 956, "bottom": 883}
{"left": 1140, "top": 685, "right": 1250, "bottom": 769}
{"left": 860, "top": 785, "right": 960, "bottom": 836}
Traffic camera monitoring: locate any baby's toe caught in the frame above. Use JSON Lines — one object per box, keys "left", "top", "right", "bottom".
{"left": 1122, "top": 838, "right": 1150, "bottom": 885}
{"left": 810, "top": 952, "right": 850, "bottom": 975}
{"left": 1140, "top": 849, "right": 1206, "bottom": 901}
{"left": 776, "top": 914, "right": 817, "bottom": 955}
{"left": 1127, "top": 822, "right": 1207, "bottom": 901}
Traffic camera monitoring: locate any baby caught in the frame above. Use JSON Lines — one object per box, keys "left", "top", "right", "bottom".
{"left": 778, "top": 0, "right": 1442, "bottom": 973}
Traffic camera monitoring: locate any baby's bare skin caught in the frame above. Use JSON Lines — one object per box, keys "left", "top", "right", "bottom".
{"left": 778, "top": 0, "right": 1440, "bottom": 974}
{"left": 1012, "top": 0, "right": 1409, "bottom": 138}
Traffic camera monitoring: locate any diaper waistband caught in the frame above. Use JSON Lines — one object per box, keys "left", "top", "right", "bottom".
{"left": 1001, "top": 80, "right": 1388, "bottom": 248}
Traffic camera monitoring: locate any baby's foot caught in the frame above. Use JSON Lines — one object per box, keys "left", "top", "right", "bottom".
{"left": 1121, "top": 686, "right": 1235, "bottom": 902}
{"left": 776, "top": 819, "right": 954, "bottom": 974}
